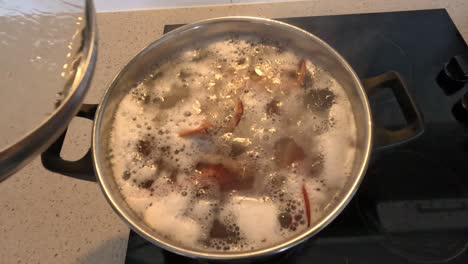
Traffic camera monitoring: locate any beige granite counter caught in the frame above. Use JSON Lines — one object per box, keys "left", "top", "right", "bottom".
{"left": 1, "top": 0, "right": 467, "bottom": 263}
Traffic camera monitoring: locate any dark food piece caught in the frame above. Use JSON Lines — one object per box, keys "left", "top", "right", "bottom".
{"left": 230, "top": 142, "right": 247, "bottom": 157}
{"left": 122, "top": 170, "right": 131, "bottom": 181}
{"left": 210, "top": 219, "right": 231, "bottom": 238}
{"left": 139, "top": 179, "right": 154, "bottom": 189}
{"left": 208, "top": 220, "right": 241, "bottom": 249}
{"left": 196, "top": 162, "right": 253, "bottom": 191}
{"left": 284, "top": 69, "right": 297, "bottom": 80}
{"left": 136, "top": 140, "right": 152, "bottom": 157}
{"left": 304, "top": 88, "right": 336, "bottom": 112}
{"left": 273, "top": 137, "right": 306, "bottom": 168}
{"left": 237, "top": 57, "right": 246, "bottom": 65}
{"left": 278, "top": 212, "right": 293, "bottom": 229}
{"left": 266, "top": 99, "right": 280, "bottom": 116}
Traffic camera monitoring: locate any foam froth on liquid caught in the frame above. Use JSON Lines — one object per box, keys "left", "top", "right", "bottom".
{"left": 108, "top": 35, "right": 358, "bottom": 252}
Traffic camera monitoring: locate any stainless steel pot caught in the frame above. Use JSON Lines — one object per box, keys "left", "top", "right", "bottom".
{"left": 41, "top": 17, "right": 424, "bottom": 260}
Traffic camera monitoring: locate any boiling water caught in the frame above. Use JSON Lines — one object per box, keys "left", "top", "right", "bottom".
{"left": 108, "top": 35, "right": 357, "bottom": 252}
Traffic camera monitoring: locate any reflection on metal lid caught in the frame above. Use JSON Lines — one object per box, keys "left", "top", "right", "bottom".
{"left": 0, "top": 0, "right": 85, "bottom": 151}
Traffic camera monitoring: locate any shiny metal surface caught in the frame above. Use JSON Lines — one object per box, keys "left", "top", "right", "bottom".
{"left": 92, "top": 17, "right": 372, "bottom": 260}
{"left": 0, "top": 0, "right": 97, "bottom": 181}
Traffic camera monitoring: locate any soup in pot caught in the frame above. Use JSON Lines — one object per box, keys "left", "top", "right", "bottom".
{"left": 108, "top": 35, "right": 357, "bottom": 252}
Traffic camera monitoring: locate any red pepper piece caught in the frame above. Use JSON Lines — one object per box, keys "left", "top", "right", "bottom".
{"left": 297, "top": 59, "right": 307, "bottom": 87}
{"left": 178, "top": 121, "right": 213, "bottom": 137}
{"left": 230, "top": 99, "right": 244, "bottom": 131}
{"left": 302, "top": 183, "right": 311, "bottom": 227}
{"left": 274, "top": 137, "right": 306, "bottom": 168}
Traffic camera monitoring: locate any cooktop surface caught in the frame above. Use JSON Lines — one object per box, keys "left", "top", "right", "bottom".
{"left": 125, "top": 9, "right": 468, "bottom": 264}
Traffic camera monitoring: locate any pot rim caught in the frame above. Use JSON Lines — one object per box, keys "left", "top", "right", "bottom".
{"left": 92, "top": 16, "right": 373, "bottom": 260}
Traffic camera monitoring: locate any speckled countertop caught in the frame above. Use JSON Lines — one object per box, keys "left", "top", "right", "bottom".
{"left": 1, "top": 0, "right": 467, "bottom": 263}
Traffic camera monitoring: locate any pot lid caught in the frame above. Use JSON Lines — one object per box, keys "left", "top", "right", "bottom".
{"left": 0, "top": 0, "right": 97, "bottom": 181}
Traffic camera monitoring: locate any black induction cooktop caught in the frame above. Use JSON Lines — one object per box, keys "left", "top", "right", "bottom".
{"left": 125, "top": 9, "right": 468, "bottom": 264}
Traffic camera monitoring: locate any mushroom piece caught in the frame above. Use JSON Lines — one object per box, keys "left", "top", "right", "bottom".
{"left": 273, "top": 137, "right": 306, "bottom": 168}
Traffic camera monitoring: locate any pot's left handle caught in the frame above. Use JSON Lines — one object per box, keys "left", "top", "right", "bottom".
{"left": 41, "top": 104, "right": 98, "bottom": 182}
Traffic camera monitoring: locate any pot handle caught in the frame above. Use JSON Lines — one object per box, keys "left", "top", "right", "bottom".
{"left": 41, "top": 104, "right": 98, "bottom": 181}
{"left": 362, "top": 71, "right": 424, "bottom": 149}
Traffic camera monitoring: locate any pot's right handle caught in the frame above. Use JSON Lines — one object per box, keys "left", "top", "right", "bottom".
{"left": 41, "top": 104, "right": 98, "bottom": 181}
{"left": 362, "top": 71, "right": 424, "bottom": 149}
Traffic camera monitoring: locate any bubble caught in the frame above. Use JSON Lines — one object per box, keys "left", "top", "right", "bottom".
{"left": 278, "top": 212, "right": 292, "bottom": 228}
{"left": 122, "top": 170, "right": 131, "bottom": 181}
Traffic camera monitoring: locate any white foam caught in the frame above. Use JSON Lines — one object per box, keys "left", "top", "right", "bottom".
{"left": 144, "top": 192, "right": 203, "bottom": 247}
{"left": 222, "top": 196, "right": 284, "bottom": 246}
{"left": 126, "top": 195, "right": 152, "bottom": 215}
{"left": 317, "top": 79, "right": 356, "bottom": 188}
